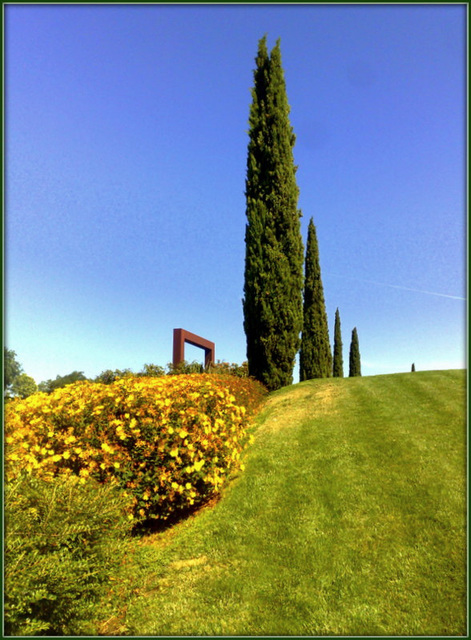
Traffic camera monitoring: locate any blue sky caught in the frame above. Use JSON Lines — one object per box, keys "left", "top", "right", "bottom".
{"left": 5, "top": 3, "right": 467, "bottom": 384}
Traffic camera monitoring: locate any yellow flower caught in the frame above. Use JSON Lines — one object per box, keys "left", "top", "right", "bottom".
{"left": 63, "top": 451, "right": 71, "bottom": 459}
{"left": 170, "top": 448, "right": 179, "bottom": 457}
{"left": 179, "top": 429, "right": 188, "bottom": 439}
{"left": 171, "top": 482, "right": 179, "bottom": 490}
{"left": 194, "top": 459, "right": 205, "bottom": 472}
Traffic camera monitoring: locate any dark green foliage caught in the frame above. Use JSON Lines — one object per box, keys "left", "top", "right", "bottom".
{"left": 4, "top": 348, "right": 37, "bottom": 398}
{"left": 11, "top": 372, "right": 37, "bottom": 398}
{"left": 38, "top": 370, "right": 88, "bottom": 393}
{"left": 4, "top": 348, "right": 23, "bottom": 391}
{"left": 333, "top": 308, "right": 344, "bottom": 378}
{"left": 243, "top": 36, "right": 304, "bottom": 391}
{"left": 411, "top": 363, "right": 416, "bottom": 372}
{"left": 140, "top": 363, "right": 166, "bottom": 377}
{"left": 94, "top": 368, "right": 133, "bottom": 384}
{"left": 166, "top": 360, "right": 205, "bottom": 375}
{"left": 349, "top": 327, "right": 362, "bottom": 377}
{"left": 207, "top": 360, "right": 250, "bottom": 378}
{"left": 4, "top": 473, "right": 134, "bottom": 636}
{"left": 299, "top": 218, "right": 332, "bottom": 381}
{"left": 94, "top": 364, "right": 166, "bottom": 384}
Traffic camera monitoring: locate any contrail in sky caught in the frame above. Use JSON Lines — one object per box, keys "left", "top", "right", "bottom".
{"left": 326, "top": 273, "right": 466, "bottom": 301}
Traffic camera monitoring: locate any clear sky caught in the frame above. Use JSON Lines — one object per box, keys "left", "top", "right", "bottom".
{"left": 5, "top": 3, "right": 467, "bottom": 385}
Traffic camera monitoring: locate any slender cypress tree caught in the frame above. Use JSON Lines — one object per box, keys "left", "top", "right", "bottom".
{"left": 243, "top": 36, "right": 304, "bottom": 391}
{"left": 348, "top": 327, "right": 361, "bottom": 377}
{"left": 299, "top": 218, "right": 331, "bottom": 381}
{"left": 333, "top": 308, "right": 344, "bottom": 377}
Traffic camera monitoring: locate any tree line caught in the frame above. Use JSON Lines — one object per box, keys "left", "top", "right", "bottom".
{"left": 3, "top": 350, "right": 251, "bottom": 400}
{"left": 243, "top": 36, "right": 361, "bottom": 391}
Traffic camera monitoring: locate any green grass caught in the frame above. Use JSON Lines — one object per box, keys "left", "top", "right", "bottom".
{"left": 106, "top": 370, "right": 467, "bottom": 636}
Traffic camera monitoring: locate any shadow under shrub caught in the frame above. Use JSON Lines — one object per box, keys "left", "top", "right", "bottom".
{"left": 4, "top": 472, "right": 134, "bottom": 636}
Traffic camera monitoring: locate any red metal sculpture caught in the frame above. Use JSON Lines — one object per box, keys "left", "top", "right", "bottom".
{"left": 172, "top": 329, "right": 215, "bottom": 368}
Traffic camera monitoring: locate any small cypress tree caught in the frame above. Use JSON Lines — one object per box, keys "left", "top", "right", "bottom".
{"left": 243, "top": 36, "right": 304, "bottom": 391}
{"left": 333, "top": 308, "right": 344, "bottom": 377}
{"left": 299, "top": 218, "right": 331, "bottom": 381}
{"left": 411, "top": 363, "right": 416, "bottom": 372}
{"left": 348, "top": 327, "right": 361, "bottom": 377}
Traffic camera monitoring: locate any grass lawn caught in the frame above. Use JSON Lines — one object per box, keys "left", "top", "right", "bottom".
{"left": 106, "top": 370, "right": 467, "bottom": 636}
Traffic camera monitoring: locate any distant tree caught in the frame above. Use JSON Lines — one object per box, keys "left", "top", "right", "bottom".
{"left": 299, "top": 218, "right": 331, "bottom": 381}
{"left": 243, "top": 36, "right": 304, "bottom": 391}
{"left": 333, "top": 308, "right": 344, "bottom": 378}
{"left": 139, "top": 364, "right": 166, "bottom": 378}
{"left": 166, "top": 360, "right": 204, "bottom": 376}
{"left": 11, "top": 373, "right": 37, "bottom": 398}
{"left": 93, "top": 370, "right": 117, "bottom": 385}
{"left": 207, "top": 360, "right": 249, "bottom": 378}
{"left": 38, "top": 371, "right": 88, "bottom": 393}
{"left": 411, "top": 363, "right": 416, "bottom": 372}
{"left": 4, "top": 348, "right": 23, "bottom": 392}
{"left": 348, "top": 328, "right": 361, "bottom": 377}
{"left": 93, "top": 369, "right": 133, "bottom": 385}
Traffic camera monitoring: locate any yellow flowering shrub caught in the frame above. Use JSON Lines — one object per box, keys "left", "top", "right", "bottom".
{"left": 5, "top": 374, "right": 266, "bottom": 522}
{"left": 203, "top": 374, "right": 267, "bottom": 418}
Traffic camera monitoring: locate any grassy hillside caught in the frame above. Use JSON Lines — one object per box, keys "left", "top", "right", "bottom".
{"left": 107, "top": 370, "right": 466, "bottom": 636}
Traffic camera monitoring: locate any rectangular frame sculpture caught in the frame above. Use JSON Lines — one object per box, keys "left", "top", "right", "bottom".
{"left": 172, "top": 328, "right": 215, "bottom": 369}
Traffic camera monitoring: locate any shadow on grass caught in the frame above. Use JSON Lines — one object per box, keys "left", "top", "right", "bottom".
{"left": 131, "top": 493, "right": 223, "bottom": 538}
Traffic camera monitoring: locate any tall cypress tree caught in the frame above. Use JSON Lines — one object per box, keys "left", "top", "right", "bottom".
{"left": 299, "top": 218, "right": 331, "bottom": 381}
{"left": 243, "top": 36, "right": 304, "bottom": 391}
{"left": 333, "top": 308, "right": 344, "bottom": 378}
{"left": 348, "top": 327, "right": 361, "bottom": 377}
